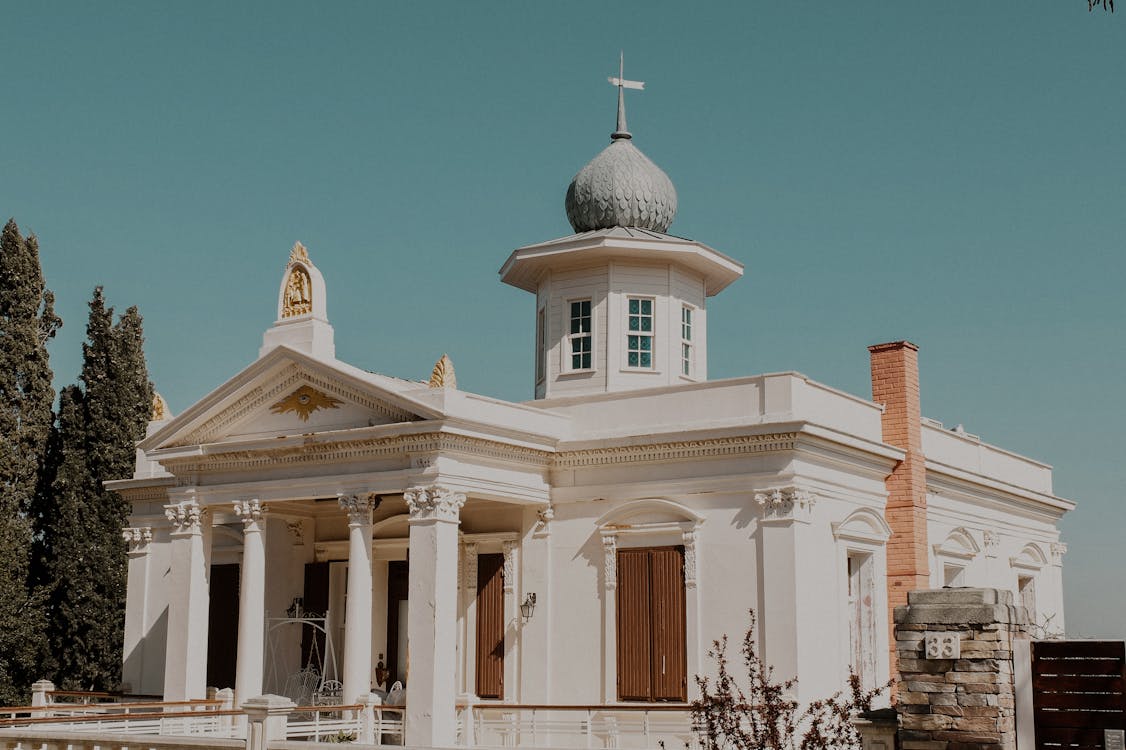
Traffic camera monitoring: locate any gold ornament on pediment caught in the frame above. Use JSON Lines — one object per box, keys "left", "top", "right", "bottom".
{"left": 282, "top": 265, "right": 313, "bottom": 318}
{"left": 152, "top": 392, "right": 171, "bottom": 421}
{"left": 270, "top": 385, "right": 343, "bottom": 422}
{"left": 289, "top": 241, "right": 309, "bottom": 263}
{"left": 429, "top": 354, "right": 457, "bottom": 389}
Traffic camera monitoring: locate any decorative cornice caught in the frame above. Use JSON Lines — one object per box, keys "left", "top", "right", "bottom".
{"left": 171, "top": 364, "right": 418, "bottom": 447}
{"left": 117, "top": 484, "right": 174, "bottom": 503}
{"left": 404, "top": 485, "right": 466, "bottom": 523}
{"left": 122, "top": 526, "right": 153, "bottom": 554}
{"left": 233, "top": 499, "right": 265, "bottom": 527}
{"left": 339, "top": 493, "right": 380, "bottom": 525}
{"left": 553, "top": 433, "right": 797, "bottom": 469}
{"left": 164, "top": 501, "right": 204, "bottom": 534}
{"left": 754, "top": 487, "right": 816, "bottom": 523}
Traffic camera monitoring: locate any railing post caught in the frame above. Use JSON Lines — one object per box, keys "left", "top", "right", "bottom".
{"left": 643, "top": 710, "right": 650, "bottom": 747}
{"left": 243, "top": 694, "right": 296, "bottom": 750}
{"left": 216, "top": 687, "right": 235, "bottom": 737}
{"left": 358, "top": 693, "right": 381, "bottom": 745}
{"left": 30, "top": 680, "right": 55, "bottom": 707}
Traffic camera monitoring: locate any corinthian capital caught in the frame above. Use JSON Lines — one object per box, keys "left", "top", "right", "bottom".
{"left": 234, "top": 499, "right": 265, "bottom": 527}
{"left": 165, "top": 501, "right": 203, "bottom": 533}
{"left": 339, "top": 493, "right": 380, "bottom": 525}
{"left": 122, "top": 526, "right": 153, "bottom": 554}
{"left": 404, "top": 485, "right": 465, "bottom": 522}
{"left": 754, "top": 487, "right": 816, "bottom": 523}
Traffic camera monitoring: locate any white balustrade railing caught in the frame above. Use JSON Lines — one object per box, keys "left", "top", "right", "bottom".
{"left": 458, "top": 704, "right": 698, "bottom": 750}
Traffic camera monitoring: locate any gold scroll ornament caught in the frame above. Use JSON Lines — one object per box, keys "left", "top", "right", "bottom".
{"left": 270, "top": 385, "right": 343, "bottom": 422}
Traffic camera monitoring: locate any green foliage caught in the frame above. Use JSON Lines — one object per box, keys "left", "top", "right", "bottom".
{"left": 0, "top": 219, "right": 60, "bottom": 704}
{"left": 38, "top": 287, "right": 152, "bottom": 690}
{"left": 692, "top": 611, "right": 889, "bottom": 750}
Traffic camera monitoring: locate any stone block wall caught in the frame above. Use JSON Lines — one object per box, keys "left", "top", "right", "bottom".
{"left": 894, "top": 588, "right": 1027, "bottom": 750}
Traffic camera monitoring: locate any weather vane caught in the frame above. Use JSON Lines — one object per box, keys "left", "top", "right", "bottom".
{"left": 608, "top": 52, "right": 644, "bottom": 139}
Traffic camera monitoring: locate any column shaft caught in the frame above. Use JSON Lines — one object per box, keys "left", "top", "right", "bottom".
{"left": 163, "top": 502, "right": 210, "bottom": 701}
{"left": 234, "top": 500, "right": 266, "bottom": 706}
{"left": 341, "top": 494, "right": 377, "bottom": 704}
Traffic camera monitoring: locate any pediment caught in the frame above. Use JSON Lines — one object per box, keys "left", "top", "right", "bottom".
{"left": 144, "top": 348, "right": 438, "bottom": 451}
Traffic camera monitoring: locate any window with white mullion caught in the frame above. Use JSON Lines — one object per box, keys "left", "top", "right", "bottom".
{"left": 626, "top": 297, "right": 654, "bottom": 369}
{"left": 567, "top": 299, "right": 593, "bottom": 371}
{"left": 680, "top": 305, "right": 693, "bottom": 377}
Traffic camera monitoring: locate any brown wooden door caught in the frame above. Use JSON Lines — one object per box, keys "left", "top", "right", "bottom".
{"left": 207, "top": 564, "right": 240, "bottom": 689}
{"left": 616, "top": 546, "right": 686, "bottom": 702}
{"left": 1032, "top": 640, "right": 1125, "bottom": 749}
{"left": 476, "top": 553, "right": 505, "bottom": 699}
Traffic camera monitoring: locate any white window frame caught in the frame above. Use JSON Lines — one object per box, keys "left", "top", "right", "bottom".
{"left": 680, "top": 304, "right": 695, "bottom": 378}
{"left": 832, "top": 508, "right": 892, "bottom": 693}
{"left": 564, "top": 298, "right": 594, "bottom": 373}
{"left": 624, "top": 296, "right": 656, "bottom": 371}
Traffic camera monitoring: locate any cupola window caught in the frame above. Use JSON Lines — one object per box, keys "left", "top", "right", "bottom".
{"left": 568, "top": 299, "right": 593, "bottom": 371}
{"left": 626, "top": 297, "right": 654, "bottom": 369}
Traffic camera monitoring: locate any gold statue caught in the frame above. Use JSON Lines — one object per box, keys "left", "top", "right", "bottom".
{"left": 429, "top": 354, "right": 457, "bottom": 389}
{"left": 282, "top": 266, "right": 313, "bottom": 318}
{"left": 152, "top": 392, "right": 171, "bottom": 421}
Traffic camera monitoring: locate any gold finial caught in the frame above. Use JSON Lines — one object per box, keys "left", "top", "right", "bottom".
{"left": 429, "top": 354, "right": 457, "bottom": 389}
{"left": 152, "top": 392, "right": 171, "bottom": 421}
{"left": 289, "top": 241, "right": 309, "bottom": 263}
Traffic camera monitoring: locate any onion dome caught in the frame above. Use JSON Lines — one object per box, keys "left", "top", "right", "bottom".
{"left": 565, "top": 57, "right": 678, "bottom": 233}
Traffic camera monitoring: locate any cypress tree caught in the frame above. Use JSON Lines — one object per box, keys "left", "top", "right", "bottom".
{"left": 41, "top": 288, "right": 152, "bottom": 690}
{"left": 0, "top": 219, "right": 60, "bottom": 704}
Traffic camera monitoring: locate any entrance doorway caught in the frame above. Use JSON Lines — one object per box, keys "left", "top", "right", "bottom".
{"left": 386, "top": 561, "right": 409, "bottom": 686}
{"left": 207, "top": 563, "right": 240, "bottom": 689}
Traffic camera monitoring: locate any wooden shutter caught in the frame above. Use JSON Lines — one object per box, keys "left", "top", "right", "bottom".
{"left": 650, "top": 547, "right": 687, "bottom": 701}
{"left": 476, "top": 553, "right": 505, "bottom": 699}
{"left": 207, "top": 564, "right": 240, "bottom": 689}
{"left": 617, "top": 548, "right": 653, "bottom": 701}
{"left": 301, "top": 562, "right": 330, "bottom": 671}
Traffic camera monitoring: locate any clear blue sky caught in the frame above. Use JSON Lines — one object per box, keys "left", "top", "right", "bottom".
{"left": 3, "top": 2, "right": 1122, "bottom": 638}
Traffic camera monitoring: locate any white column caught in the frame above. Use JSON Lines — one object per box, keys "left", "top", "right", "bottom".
{"left": 755, "top": 488, "right": 817, "bottom": 700}
{"left": 340, "top": 493, "right": 379, "bottom": 704}
{"left": 404, "top": 485, "right": 466, "bottom": 747}
{"left": 234, "top": 499, "right": 266, "bottom": 707}
{"left": 163, "top": 500, "right": 210, "bottom": 701}
{"left": 121, "top": 527, "right": 152, "bottom": 693}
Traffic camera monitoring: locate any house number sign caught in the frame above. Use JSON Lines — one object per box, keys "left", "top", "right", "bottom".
{"left": 924, "top": 632, "right": 961, "bottom": 659}
{"left": 1106, "top": 730, "right": 1124, "bottom": 750}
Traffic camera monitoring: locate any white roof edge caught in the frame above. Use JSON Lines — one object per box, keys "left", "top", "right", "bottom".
{"left": 925, "top": 458, "right": 1075, "bottom": 513}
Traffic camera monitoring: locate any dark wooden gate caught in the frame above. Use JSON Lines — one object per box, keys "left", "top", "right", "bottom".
{"left": 475, "top": 553, "right": 505, "bottom": 699}
{"left": 1032, "top": 640, "right": 1126, "bottom": 749}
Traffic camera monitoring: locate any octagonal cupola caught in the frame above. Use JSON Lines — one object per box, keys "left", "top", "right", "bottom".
{"left": 500, "top": 57, "right": 744, "bottom": 400}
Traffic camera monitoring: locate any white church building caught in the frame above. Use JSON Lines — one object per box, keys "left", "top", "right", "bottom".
{"left": 109, "top": 73, "right": 1073, "bottom": 747}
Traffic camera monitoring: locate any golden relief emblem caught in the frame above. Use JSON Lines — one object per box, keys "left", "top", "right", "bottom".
{"left": 270, "top": 385, "right": 343, "bottom": 422}
{"left": 282, "top": 265, "right": 313, "bottom": 318}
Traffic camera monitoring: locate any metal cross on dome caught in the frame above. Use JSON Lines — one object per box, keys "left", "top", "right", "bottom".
{"left": 608, "top": 52, "right": 644, "bottom": 139}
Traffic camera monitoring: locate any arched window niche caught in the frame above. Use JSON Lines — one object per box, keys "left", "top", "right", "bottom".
{"left": 1010, "top": 543, "right": 1048, "bottom": 625}
{"left": 933, "top": 527, "right": 982, "bottom": 588}
{"left": 832, "top": 508, "right": 891, "bottom": 693}
{"left": 595, "top": 498, "right": 703, "bottom": 703}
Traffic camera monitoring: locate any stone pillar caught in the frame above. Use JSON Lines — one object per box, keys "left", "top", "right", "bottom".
{"left": 462, "top": 541, "right": 479, "bottom": 698}
{"left": 755, "top": 487, "right": 818, "bottom": 699}
{"left": 870, "top": 341, "right": 930, "bottom": 673}
{"left": 600, "top": 532, "right": 618, "bottom": 703}
{"left": 244, "top": 694, "right": 295, "bottom": 750}
{"left": 163, "top": 499, "right": 210, "bottom": 701}
{"left": 894, "top": 588, "right": 1026, "bottom": 750}
{"left": 403, "top": 485, "right": 466, "bottom": 747}
{"left": 234, "top": 499, "right": 266, "bottom": 707}
{"left": 121, "top": 526, "right": 153, "bottom": 693}
{"left": 340, "top": 493, "right": 379, "bottom": 704}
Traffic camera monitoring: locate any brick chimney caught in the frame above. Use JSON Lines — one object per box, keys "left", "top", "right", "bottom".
{"left": 868, "top": 341, "right": 929, "bottom": 671}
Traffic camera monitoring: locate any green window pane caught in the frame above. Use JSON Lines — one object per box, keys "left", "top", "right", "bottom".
{"left": 581, "top": 300, "right": 590, "bottom": 315}
{"left": 581, "top": 318, "right": 591, "bottom": 333}
{"left": 640, "top": 337, "right": 651, "bottom": 352}
{"left": 640, "top": 299, "right": 652, "bottom": 315}
{"left": 629, "top": 298, "right": 639, "bottom": 314}
{"left": 640, "top": 317, "right": 651, "bottom": 332}
{"left": 628, "top": 335, "right": 639, "bottom": 349}
{"left": 570, "top": 318, "right": 580, "bottom": 334}
{"left": 640, "top": 352, "right": 651, "bottom": 367}
{"left": 628, "top": 352, "right": 639, "bottom": 367}
{"left": 572, "top": 354, "right": 581, "bottom": 369}
{"left": 582, "top": 352, "right": 591, "bottom": 368}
